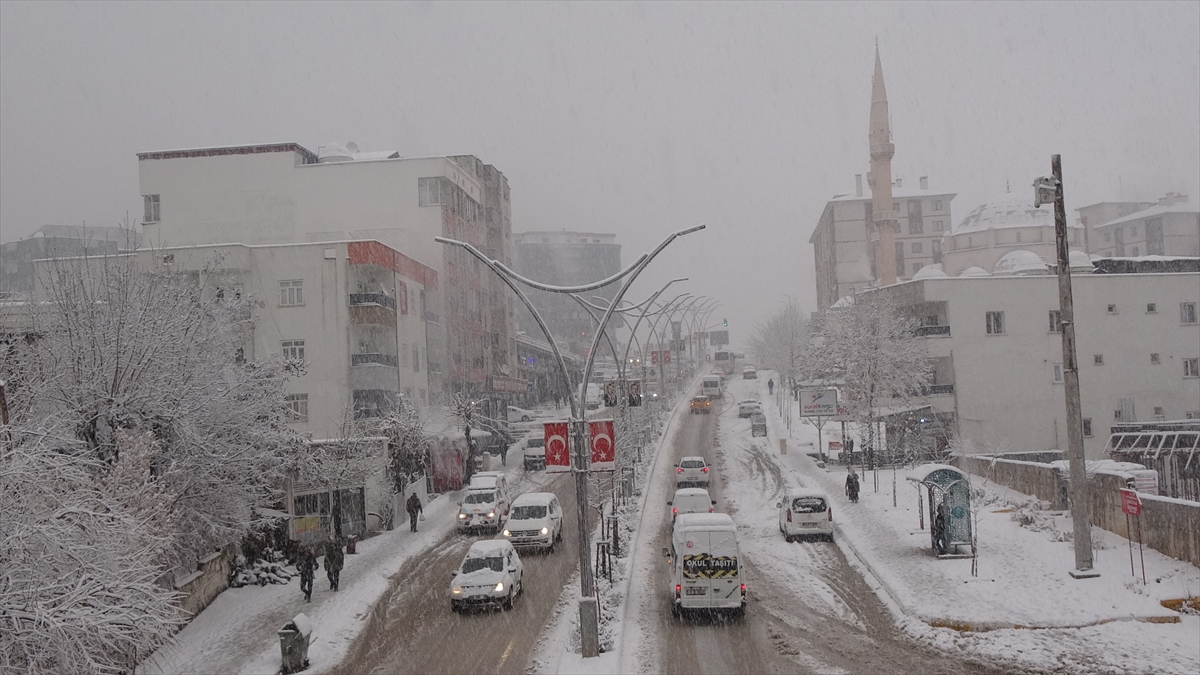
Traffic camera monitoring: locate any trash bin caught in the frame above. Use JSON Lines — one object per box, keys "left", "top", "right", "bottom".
{"left": 346, "top": 535, "right": 357, "bottom": 555}
{"left": 278, "top": 612, "right": 313, "bottom": 674}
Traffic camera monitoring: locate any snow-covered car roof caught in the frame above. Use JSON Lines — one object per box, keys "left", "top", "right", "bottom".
{"left": 739, "top": 399, "right": 760, "bottom": 405}
{"left": 511, "top": 491, "right": 555, "bottom": 507}
{"left": 673, "top": 512, "right": 736, "bottom": 531}
{"left": 466, "top": 539, "right": 515, "bottom": 557}
{"left": 679, "top": 455, "right": 707, "bottom": 463}
{"left": 692, "top": 395, "right": 709, "bottom": 401}
{"left": 672, "top": 487, "right": 712, "bottom": 498}
{"left": 786, "top": 488, "right": 829, "bottom": 500}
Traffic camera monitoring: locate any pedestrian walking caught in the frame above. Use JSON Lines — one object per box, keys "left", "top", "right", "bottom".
{"left": 845, "top": 467, "right": 860, "bottom": 504}
{"left": 406, "top": 492, "right": 424, "bottom": 533}
{"left": 933, "top": 502, "right": 948, "bottom": 555}
{"left": 767, "top": 378, "right": 774, "bottom": 395}
{"left": 325, "top": 538, "right": 345, "bottom": 591}
{"left": 297, "top": 548, "right": 318, "bottom": 603}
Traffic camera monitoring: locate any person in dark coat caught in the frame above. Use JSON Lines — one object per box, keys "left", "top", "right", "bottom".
{"left": 325, "top": 538, "right": 345, "bottom": 591}
{"left": 845, "top": 467, "right": 860, "bottom": 503}
{"left": 297, "top": 548, "right": 318, "bottom": 603}
{"left": 933, "top": 502, "right": 948, "bottom": 555}
{"left": 406, "top": 492, "right": 423, "bottom": 533}
{"left": 767, "top": 379, "right": 774, "bottom": 395}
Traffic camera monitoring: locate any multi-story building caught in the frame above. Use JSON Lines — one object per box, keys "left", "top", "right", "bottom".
{"left": 516, "top": 332, "right": 584, "bottom": 407}
{"left": 1, "top": 225, "right": 140, "bottom": 298}
{"left": 811, "top": 177, "right": 956, "bottom": 309}
{"left": 872, "top": 261, "right": 1200, "bottom": 458}
{"left": 512, "top": 230, "right": 622, "bottom": 356}
{"left": 135, "top": 142, "right": 520, "bottom": 400}
{"left": 940, "top": 192, "right": 1086, "bottom": 277}
{"left": 1085, "top": 194, "right": 1199, "bottom": 258}
{"left": 1075, "top": 200, "right": 1154, "bottom": 253}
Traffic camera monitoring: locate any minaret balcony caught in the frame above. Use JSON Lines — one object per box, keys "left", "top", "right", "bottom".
{"left": 870, "top": 142, "right": 895, "bottom": 161}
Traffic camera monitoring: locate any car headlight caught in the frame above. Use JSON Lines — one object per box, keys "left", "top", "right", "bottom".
{"left": 452, "top": 586, "right": 463, "bottom": 594}
{"left": 457, "top": 512, "right": 468, "bottom": 520}
{"left": 486, "top": 511, "right": 495, "bottom": 518}
{"left": 502, "top": 529, "right": 511, "bottom": 537}
{"left": 540, "top": 526, "right": 549, "bottom": 535}
{"left": 494, "top": 582, "right": 505, "bottom": 592}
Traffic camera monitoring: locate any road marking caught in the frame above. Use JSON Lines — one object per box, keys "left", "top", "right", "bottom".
{"left": 496, "top": 637, "right": 515, "bottom": 670}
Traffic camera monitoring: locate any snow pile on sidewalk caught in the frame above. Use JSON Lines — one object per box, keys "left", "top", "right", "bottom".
{"left": 752, "top": 371, "right": 1200, "bottom": 675}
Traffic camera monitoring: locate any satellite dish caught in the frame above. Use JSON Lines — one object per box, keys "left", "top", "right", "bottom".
{"left": 346, "top": 141, "right": 359, "bottom": 153}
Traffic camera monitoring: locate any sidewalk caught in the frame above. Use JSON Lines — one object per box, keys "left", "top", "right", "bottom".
{"left": 752, "top": 372, "right": 1199, "bottom": 675}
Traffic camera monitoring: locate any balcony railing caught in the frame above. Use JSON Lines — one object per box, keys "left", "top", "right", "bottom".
{"left": 351, "top": 353, "right": 399, "bottom": 368}
{"left": 923, "top": 384, "right": 955, "bottom": 395}
{"left": 914, "top": 325, "right": 951, "bottom": 337}
{"left": 349, "top": 293, "right": 397, "bottom": 310}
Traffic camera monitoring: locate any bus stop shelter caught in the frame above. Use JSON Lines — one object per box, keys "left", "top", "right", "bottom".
{"left": 907, "top": 463, "right": 975, "bottom": 558}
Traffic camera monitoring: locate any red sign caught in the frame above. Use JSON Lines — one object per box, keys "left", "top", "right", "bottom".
{"left": 663, "top": 350, "right": 671, "bottom": 364}
{"left": 1119, "top": 488, "right": 1142, "bottom": 516}
{"left": 651, "top": 351, "right": 660, "bottom": 365}
{"left": 544, "top": 421, "right": 571, "bottom": 474}
{"left": 589, "top": 419, "right": 616, "bottom": 471}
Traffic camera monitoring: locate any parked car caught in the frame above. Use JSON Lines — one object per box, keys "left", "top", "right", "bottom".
{"left": 751, "top": 413, "right": 767, "bottom": 437}
{"left": 501, "top": 492, "right": 564, "bottom": 551}
{"left": 777, "top": 488, "right": 834, "bottom": 542}
{"left": 737, "top": 399, "right": 762, "bottom": 418}
{"left": 675, "top": 456, "right": 711, "bottom": 488}
{"left": 450, "top": 539, "right": 524, "bottom": 612}
{"left": 507, "top": 406, "right": 534, "bottom": 422}
{"left": 690, "top": 396, "right": 712, "bottom": 415}
{"left": 523, "top": 433, "right": 546, "bottom": 471}
{"left": 667, "top": 487, "right": 716, "bottom": 522}
{"left": 742, "top": 367, "right": 757, "bottom": 380}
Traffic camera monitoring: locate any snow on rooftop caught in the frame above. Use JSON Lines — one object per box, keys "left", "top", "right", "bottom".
{"left": 1094, "top": 198, "right": 1196, "bottom": 229}
{"left": 1068, "top": 250, "right": 1095, "bottom": 270}
{"left": 466, "top": 539, "right": 513, "bottom": 556}
{"left": 993, "top": 249, "right": 1050, "bottom": 275}
{"left": 829, "top": 185, "right": 956, "bottom": 202}
{"left": 829, "top": 295, "right": 856, "bottom": 309}
{"left": 952, "top": 193, "right": 1075, "bottom": 236}
{"left": 911, "top": 264, "right": 948, "bottom": 280}
{"left": 958, "top": 265, "right": 991, "bottom": 277}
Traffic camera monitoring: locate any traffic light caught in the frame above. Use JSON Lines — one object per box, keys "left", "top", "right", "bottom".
{"left": 723, "top": 318, "right": 728, "bottom": 327}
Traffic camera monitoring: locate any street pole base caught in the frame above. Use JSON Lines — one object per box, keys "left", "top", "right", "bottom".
{"left": 579, "top": 596, "right": 600, "bottom": 657}
{"left": 1069, "top": 568, "right": 1101, "bottom": 579}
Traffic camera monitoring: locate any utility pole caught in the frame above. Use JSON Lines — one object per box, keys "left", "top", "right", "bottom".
{"left": 1036, "top": 156, "right": 1097, "bottom": 578}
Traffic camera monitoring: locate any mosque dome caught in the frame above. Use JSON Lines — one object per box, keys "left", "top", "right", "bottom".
{"left": 911, "top": 264, "right": 948, "bottom": 280}
{"left": 951, "top": 192, "right": 1071, "bottom": 236}
{"left": 959, "top": 266, "right": 990, "bottom": 277}
{"left": 993, "top": 250, "right": 1050, "bottom": 275}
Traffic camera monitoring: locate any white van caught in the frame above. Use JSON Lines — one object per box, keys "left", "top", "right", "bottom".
{"left": 701, "top": 376, "right": 722, "bottom": 399}
{"left": 457, "top": 472, "right": 511, "bottom": 532}
{"left": 662, "top": 513, "right": 746, "bottom": 617}
{"left": 777, "top": 488, "right": 834, "bottom": 542}
{"left": 667, "top": 487, "right": 716, "bottom": 522}
{"left": 501, "top": 492, "right": 564, "bottom": 551}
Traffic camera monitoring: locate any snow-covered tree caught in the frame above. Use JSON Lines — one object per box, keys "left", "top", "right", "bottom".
{"left": 808, "top": 291, "right": 932, "bottom": 462}
{"left": 749, "top": 300, "right": 807, "bottom": 390}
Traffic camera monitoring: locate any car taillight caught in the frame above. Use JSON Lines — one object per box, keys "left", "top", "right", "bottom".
{"left": 672, "top": 507, "right": 677, "bottom": 514}
{"left": 675, "top": 584, "right": 681, "bottom": 599}
{"left": 786, "top": 510, "right": 792, "bottom": 522}
{"left": 677, "top": 467, "right": 683, "bottom": 473}
{"left": 740, "top": 583, "right": 746, "bottom": 595}
{"left": 701, "top": 467, "right": 708, "bottom": 473}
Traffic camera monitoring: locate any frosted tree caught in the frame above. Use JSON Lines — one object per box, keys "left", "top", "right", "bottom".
{"left": 748, "top": 300, "right": 808, "bottom": 391}
{"left": 808, "top": 291, "right": 932, "bottom": 467}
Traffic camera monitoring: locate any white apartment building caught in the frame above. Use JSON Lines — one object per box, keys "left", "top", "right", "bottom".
{"left": 1087, "top": 194, "right": 1199, "bottom": 258}
{"left": 940, "top": 193, "right": 1086, "bottom": 278}
{"left": 810, "top": 176, "right": 956, "bottom": 309}
{"left": 874, "top": 266, "right": 1200, "bottom": 458}
{"left": 136, "top": 142, "right": 520, "bottom": 400}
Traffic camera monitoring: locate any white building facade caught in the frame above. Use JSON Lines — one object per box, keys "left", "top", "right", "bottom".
{"left": 940, "top": 193, "right": 1086, "bottom": 278}
{"left": 875, "top": 270, "right": 1200, "bottom": 458}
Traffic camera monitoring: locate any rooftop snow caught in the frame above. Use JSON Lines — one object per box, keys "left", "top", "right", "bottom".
{"left": 1094, "top": 199, "right": 1197, "bottom": 229}
{"left": 951, "top": 193, "right": 1078, "bottom": 236}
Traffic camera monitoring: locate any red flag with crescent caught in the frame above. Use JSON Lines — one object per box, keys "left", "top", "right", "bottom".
{"left": 589, "top": 419, "right": 616, "bottom": 471}
{"left": 544, "top": 421, "right": 571, "bottom": 473}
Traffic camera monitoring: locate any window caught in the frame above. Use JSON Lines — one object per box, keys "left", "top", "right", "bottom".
{"left": 933, "top": 220, "right": 945, "bottom": 232}
{"left": 911, "top": 242, "right": 923, "bottom": 253}
{"left": 932, "top": 240, "right": 942, "bottom": 254}
{"left": 1146, "top": 303, "right": 1157, "bottom": 313}
{"left": 1107, "top": 304, "right": 1117, "bottom": 314}
{"left": 1093, "top": 354, "right": 1104, "bottom": 366}
{"left": 909, "top": 219, "right": 923, "bottom": 234}
{"left": 985, "top": 311, "right": 1005, "bottom": 335}
{"left": 281, "top": 340, "right": 305, "bottom": 362}
{"left": 1185, "top": 358, "right": 1199, "bottom": 377}
{"left": 1053, "top": 364, "right": 1063, "bottom": 382}
{"left": 418, "top": 177, "right": 444, "bottom": 206}
{"left": 1153, "top": 406, "right": 1165, "bottom": 419}
{"left": 1182, "top": 302, "right": 1198, "bottom": 324}
{"left": 1082, "top": 418, "right": 1093, "bottom": 438}
{"left": 934, "top": 200, "right": 943, "bottom": 211}
{"left": 1049, "top": 310, "right": 1062, "bottom": 333}
{"left": 285, "top": 393, "right": 309, "bottom": 422}
{"left": 143, "top": 194, "right": 161, "bottom": 223}
{"left": 279, "top": 280, "right": 304, "bottom": 306}
{"left": 1150, "top": 353, "right": 1160, "bottom": 364}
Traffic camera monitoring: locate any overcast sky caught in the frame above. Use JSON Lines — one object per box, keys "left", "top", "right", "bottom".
{"left": 2, "top": 1, "right": 1197, "bottom": 344}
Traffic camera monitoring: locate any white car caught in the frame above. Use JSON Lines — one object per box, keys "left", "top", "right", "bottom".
{"left": 450, "top": 539, "right": 524, "bottom": 612}
{"left": 675, "top": 456, "right": 711, "bottom": 489}
{"left": 777, "top": 488, "right": 834, "bottom": 542}
{"left": 668, "top": 487, "right": 716, "bottom": 522}
{"left": 456, "top": 486, "right": 510, "bottom": 533}
{"left": 737, "top": 399, "right": 762, "bottom": 418}
{"left": 502, "top": 492, "right": 564, "bottom": 551}
{"left": 742, "top": 367, "right": 758, "bottom": 380}
{"left": 508, "top": 406, "right": 534, "bottom": 422}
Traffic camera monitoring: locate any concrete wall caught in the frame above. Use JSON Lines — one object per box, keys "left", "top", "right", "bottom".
{"left": 175, "top": 549, "right": 232, "bottom": 618}
{"left": 954, "top": 454, "right": 1065, "bottom": 508}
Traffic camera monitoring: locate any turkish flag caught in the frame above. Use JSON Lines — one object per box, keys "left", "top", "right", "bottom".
{"left": 663, "top": 350, "right": 672, "bottom": 364}
{"left": 544, "top": 421, "right": 571, "bottom": 473}
{"left": 589, "top": 419, "right": 616, "bottom": 471}
{"left": 651, "top": 351, "right": 659, "bottom": 365}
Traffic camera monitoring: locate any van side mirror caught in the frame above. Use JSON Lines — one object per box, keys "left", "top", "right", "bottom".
{"left": 508, "top": 567, "right": 517, "bottom": 573}
{"left": 666, "top": 501, "right": 672, "bottom": 506}
{"left": 450, "top": 571, "right": 457, "bottom": 577}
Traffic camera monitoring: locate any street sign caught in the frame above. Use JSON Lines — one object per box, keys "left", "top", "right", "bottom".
{"left": 709, "top": 330, "right": 729, "bottom": 346}
{"left": 544, "top": 421, "right": 571, "bottom": 474}
{"left": 589, "top": 419, "right": 615, "bottom": 471}
{"left": 800, "top": 389, "right": 839, "bottom": 417}
{"left": 1119, "top": 488, "right": 1142, "bottom": 516}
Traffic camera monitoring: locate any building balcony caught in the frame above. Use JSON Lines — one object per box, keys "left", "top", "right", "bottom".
{"left": 915, "top": 325, "right": 951, "bottom": 337}
{"left": 350, "top": 293, "right": 397, "bottom": 310}
{"left": 922, "top": 384, "right": 955, "bottom": 396}
{"left": 350, "top": 358, "right": 399, "bottom": 392}
{"left": 351, "top": 352, "right": 399, "bottom": 368}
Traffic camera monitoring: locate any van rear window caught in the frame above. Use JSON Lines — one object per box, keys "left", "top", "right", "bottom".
{"left": 681, "top": 459, "right": 705, "bottom": 469}
{"left": 527, "top": 438, "right": 544, "bottom": 448}
{"left": 791, "top": 497, "right": 827, "bottom": 513}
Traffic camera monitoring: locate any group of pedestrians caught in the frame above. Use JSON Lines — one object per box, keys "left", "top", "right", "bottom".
{"left": 294, "top": 492, "right": 425, "bottom": 603}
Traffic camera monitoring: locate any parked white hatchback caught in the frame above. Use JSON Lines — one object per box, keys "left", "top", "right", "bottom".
{"left": 668, "top": 487, "right": 716, "bottom": 522}
{"left": 502, "top": 492, "right": 564, "bottom": 551}
{"left": 777, "top": 488, "right": 834, "bottom": 542}
{"left": 450, "top": 539, "right": 524, "bottom": 612}
{"left": 737, "top": 399, "right": 762, "bottom": 418}
{"left": 675, "top": 456, "right": 711, "bottom": 489}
